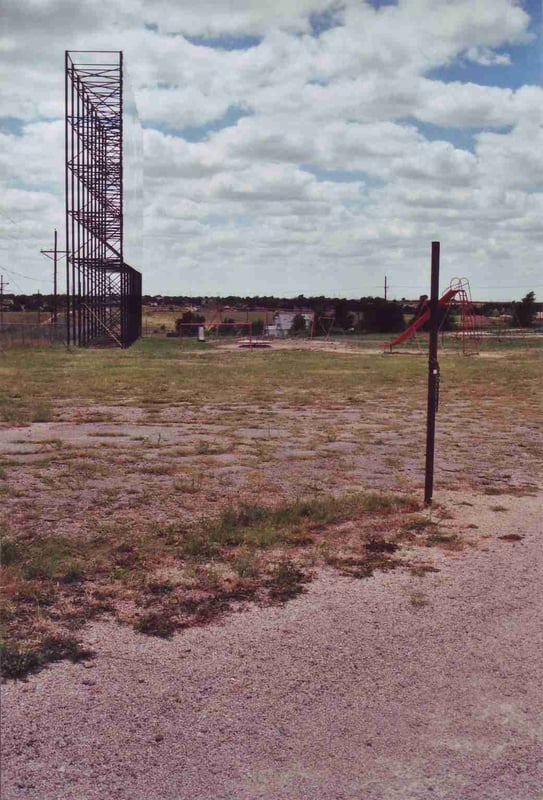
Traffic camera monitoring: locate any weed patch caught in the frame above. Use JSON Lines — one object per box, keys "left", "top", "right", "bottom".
{"left": 2, "top": 489, "right": 419, "bottom": 677}
{"left": 366, "top": 536, "right": 398, "bottom": 554}
{"left": 1, "top": 635, "right": 92, "bottom": 681}
{"left": 409, "top": 564, "right": 440, "bottom": 577}
{"left": 409, "top": 591, "right": 430, "bottom": 608}
{"left": 135, "top": 611, "right": 178, "bottom": 639}
{"left": 325, "top": 552, "right": 401, "bottom": 579}
{"left": 3, "top": 338, "right": 540, "bottom": 677}
{"left": 424, "top": 531, "right": 463, "bottom": 551}
{"left": 1, "top": 537, "right": 22, "bottom": 566}
{"left": 31, "top": 402, "right": 53, "bottom": 423}
{"left": 139, "top": 462, "right": 179, "bottom": 476}
{"left": 266, "top": 559, "right": 309, "bottom": 602}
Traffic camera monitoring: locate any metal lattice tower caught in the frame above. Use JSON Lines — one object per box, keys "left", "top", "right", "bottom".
{"left": 65, "top": 50, "right": 142, "bottom": 347}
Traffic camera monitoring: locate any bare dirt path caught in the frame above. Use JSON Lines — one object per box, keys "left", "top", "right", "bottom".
{"left": 3, "top": 489, "right": 542, "bottom": 800}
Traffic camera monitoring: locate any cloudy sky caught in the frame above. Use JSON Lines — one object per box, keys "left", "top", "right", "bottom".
{"left": 1, "top": 0, "right": 542, "bottom": 299}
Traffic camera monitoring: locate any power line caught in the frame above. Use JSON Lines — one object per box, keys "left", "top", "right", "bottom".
{"left": 0, "top": 209, "right": 19, "bottom": 226}
{"left": 0, "top": 229, "right": 23, "bottom": 243}
{"left": 3, "top": 274, "right": 24, "bottom": 294}
{"left": 0, "top": 265, "right": 52, "bottom": 285}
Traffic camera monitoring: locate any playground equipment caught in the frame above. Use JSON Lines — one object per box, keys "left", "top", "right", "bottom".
{"left": 314, "top": 312, "right": 335, "bottom": 340}
{"left": 386, "top": 277, "right": 482, "bottom": 355}
{"left": 177, "top": 320, "right": 253, "bottom": 345}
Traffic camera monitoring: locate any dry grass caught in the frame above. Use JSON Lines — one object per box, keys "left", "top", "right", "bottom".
{"left": 1, "top": 491, "right": 430, "bottom": 677}
{"left": 0, "top": 337, "right": 541, "bottom": 678}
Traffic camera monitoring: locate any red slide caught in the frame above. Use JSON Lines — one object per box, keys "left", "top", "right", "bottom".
{"left": 386, "top": 288, "right": 458, "bottom": 350}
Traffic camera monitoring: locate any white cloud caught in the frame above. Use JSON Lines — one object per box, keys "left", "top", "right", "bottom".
{"left": 464, "top": 46, "right": 511, "bottom": 66}
{"left": 393, "top": 140, "right": 477, "bottom": 187}
{"left": 0, "top": 122, "right": 64, "bottom": 189}
{"left": 0, "top": 0, "right": 541, "bottom": 298}
{"left": 143, "top": 129, "right": 228, "bottom": 179}
{"left": 142, "top": 0, "right": 334, "bottom": 37}
{"left": 415, "top": 80, "right": 543, "bottom": 128}
{"left": 476, "top": 122, "right": 543, "bottom": 191}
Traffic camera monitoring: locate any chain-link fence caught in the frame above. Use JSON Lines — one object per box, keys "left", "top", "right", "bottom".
{"left": 0, "top": 323, "right": 66, "bottom": 348}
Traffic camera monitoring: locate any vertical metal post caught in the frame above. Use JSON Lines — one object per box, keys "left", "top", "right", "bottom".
{"left": 384, "top": 275, "right": 388, "bottom": 301}
{"left": 53, "top": 229, "right": 58, "bottom": 324}
{"left": 424, "top": 241, "right": 440, "bottom": 506}
{"left": 75, "top": 72, "right": 82, "bottom": 345}
{"left": 119, "top": 51, "right": 125, "bottom": 346}
{"left": 65, "top": 51, "right": 70, "bottom": 347}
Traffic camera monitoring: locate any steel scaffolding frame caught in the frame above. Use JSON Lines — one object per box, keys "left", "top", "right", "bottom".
{"left": 65, "top": 50, "right": 141, "bottom": 347}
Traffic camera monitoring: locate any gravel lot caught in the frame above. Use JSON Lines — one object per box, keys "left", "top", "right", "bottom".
{"left": 3, "top": 489, "right": 542, "bottom": 800}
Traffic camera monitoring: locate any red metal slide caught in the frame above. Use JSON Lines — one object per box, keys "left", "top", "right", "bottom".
{"left": 386, "top": 287, "right": 458, "bottom": 350}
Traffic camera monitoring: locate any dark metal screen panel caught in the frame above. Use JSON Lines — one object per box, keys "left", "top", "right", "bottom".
{"left": 65, "top": 50, "right": 142, "bottom": 347}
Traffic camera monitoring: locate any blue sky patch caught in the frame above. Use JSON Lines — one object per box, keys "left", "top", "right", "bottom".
{"left": 426, "top": 47, "right": 539, "bottom": 90}
{"left": 366, "top": 0, "right": 398, "bottom": 7}
{"left": 301, "top": 165, "right": 384, "bottom": 191}
{"left": 0, "top": 117, "right": 25, "bottom": 136}
{"left": 426, "top": 0, "right": 541, "bottom": 88}
{"left": 301, "top": 165, "right": 366, "bottom": 183}
{"left": 401, "top": 118, "right": 512, "bottom": 152}
{"left": 185, "top": 34, "right": 262, "bottom": 51}
{"left": 143, "top": 105, "right": 252, "bottom": 141}
{"left": 308, "top": 8, "right": 343, "bottom": 37}
{"left": 181, "top": 106, "right": 252, "bottom": 142}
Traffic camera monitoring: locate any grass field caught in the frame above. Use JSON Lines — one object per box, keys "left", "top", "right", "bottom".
{"left": 0, "top": 312, "right": 50, "bottom": 325}
{"left": 1, "top": 337, "right": 541, "bottom": 678}
{"left": 142, "top": 304, "right": 272, "bottom": 335}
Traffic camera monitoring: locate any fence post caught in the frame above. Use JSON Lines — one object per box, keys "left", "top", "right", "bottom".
{"left": 424, "top": 241, "right": 440, "bottom": 506}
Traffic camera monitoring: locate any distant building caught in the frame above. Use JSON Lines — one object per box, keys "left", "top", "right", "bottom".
{"left": 265, "top": 310, "right": 314, "bottom": 337}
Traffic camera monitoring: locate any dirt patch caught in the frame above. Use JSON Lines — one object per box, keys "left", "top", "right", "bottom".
{"left": 2, "top": 491, "right": 424, "bottom": 679}
{"left": 2, "top": 491, "right": 542, "bottom": 800}
{"left": 1, "top": 342, "right": 542, "bottom": 796}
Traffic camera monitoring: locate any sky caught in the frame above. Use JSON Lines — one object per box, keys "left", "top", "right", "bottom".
{"left": 0, "top": 0, "right": 542, "bottom": 300}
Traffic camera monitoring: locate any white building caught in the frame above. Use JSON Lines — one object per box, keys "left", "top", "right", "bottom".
{"left": 265, "top": 311, "right": 314, "bottom": 337}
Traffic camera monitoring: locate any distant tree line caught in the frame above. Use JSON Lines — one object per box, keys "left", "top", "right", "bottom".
{"left": 2, "top": 293, "right": 64, "bottom": 311}
{"left": 4, "top": 291, "right": 540, "bottom": 330}
{"left": 145, "top": 293, "right": 540, "bottom": 326}
{"left": 512, "top": 292, "right": 537, "bottom": 328}
{"left": 174, "top": 299, "right": 407, "bottom": 334}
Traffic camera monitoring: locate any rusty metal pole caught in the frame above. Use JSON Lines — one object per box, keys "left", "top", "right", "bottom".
{"left": 65, "top": 50, "right": 71, "bottom": 347}
{"left": 53, "top": 228, "right": 58, "bottom": 324}
{"left": 424, "top": 241, "right": 440, "bottom": 506}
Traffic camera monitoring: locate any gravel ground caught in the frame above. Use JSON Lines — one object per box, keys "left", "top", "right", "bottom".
{"left": 3, "top": 490, "right": 543, "bottom": 800}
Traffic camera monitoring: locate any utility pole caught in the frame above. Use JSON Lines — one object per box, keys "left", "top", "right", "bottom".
{"left": 384, "top": 275, "right": 388, "bottom": 301}
{"left": 0, "top": 274, "right": 9, "bottom": 328}
{"left": 40, "top": 228, "right": 65, "bottom": 327}
{"left": 424, "top": 242, "right": 440, "bottom": 506}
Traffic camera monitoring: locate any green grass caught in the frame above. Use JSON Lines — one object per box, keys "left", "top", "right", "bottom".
{"left": 1, "top": 335, "right": 541, "bottom": 679}
{"left": 1, "top": 635, "right": 93, "bottom": 680}
{"left": 205, "top": 493, "right": 416, "bottom": 549}
{"left": 2, "top": 490, "right": 421, "bottom": 678}
{"left": 1, "top": 337, "right": 541, "bottom": 421}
